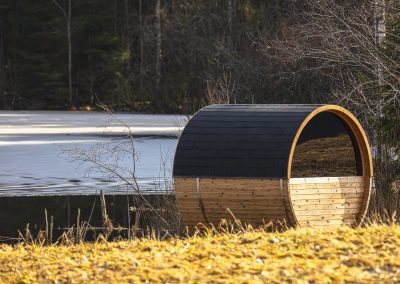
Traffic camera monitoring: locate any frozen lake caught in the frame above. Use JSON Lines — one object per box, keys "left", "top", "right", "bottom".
{"left": 0, "top": 111, "right": 187, "bottom": 196}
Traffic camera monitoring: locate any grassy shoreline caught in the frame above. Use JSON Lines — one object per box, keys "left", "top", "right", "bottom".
{"left": 1, "top": 225, "right": 400, "bottom": 283}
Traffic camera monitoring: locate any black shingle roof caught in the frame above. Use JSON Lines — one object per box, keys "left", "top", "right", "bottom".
{"left": 173, "top": 104, "right": 323, "bottom": 179}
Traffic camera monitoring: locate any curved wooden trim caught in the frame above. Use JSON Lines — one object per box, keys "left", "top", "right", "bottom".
{"left": 281, "top": 178, "right": 299, "bottom": 227}
{"left": 286, "top": 105, "right": 373, "bottom": 227}
{"left": 355, "top": 177, "right": 372, "bottom": 227}
{"left": 287, "top": 105, "right": 373, "bottom": 179}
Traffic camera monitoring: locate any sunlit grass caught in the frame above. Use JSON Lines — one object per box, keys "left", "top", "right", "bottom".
{"left": 1, "top": 225, "right": 400, "bottom": 283}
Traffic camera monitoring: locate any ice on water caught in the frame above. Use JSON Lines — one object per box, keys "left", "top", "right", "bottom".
{"left": 0, "top": 111, "right": 184, "bottom": 196}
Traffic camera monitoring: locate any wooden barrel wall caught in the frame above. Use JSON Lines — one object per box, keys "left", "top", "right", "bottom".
{"left": 173, "top": 105, "right": 373, "bottom": 229}
{"left": 175, "top": 178, "right": 289, "bottom": 228}
{"left": 288, "top": 176, "right": 371, "bottom": 227}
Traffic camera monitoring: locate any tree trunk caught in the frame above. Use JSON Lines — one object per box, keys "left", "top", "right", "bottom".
{"left": 227, "top": 0, "right": 233, "bottom": 47}
{"left": 155, "top": 0, "right": 162, "bottom": 98}
{"left": 67, "top": 0, "right": 73, "bottom": 108}
{"left": 124, "top": 0, "right": 132, "bottom": 103}
{"left": 374, "top": 0, "right": 386, "bottom": 87}
{"left": 374, "top": 0, "right": 386, "bottom": 46}
{"left": 139, "top": 0, "right": 144, "bottom": 86}
{"left": 373, "top": 0, "right": 389, "bottom": 216}
{"left": 90, "top": 78, "right": 95, "bottom": 106}
{"left": 0, "top": 3, "right": 11, "bottom": 108}
{"left": 0, "top": 12, "right": 6, "bottom": 99}
{"left": 113, "top": 0, "right": 117, "bottom": 35}
{"left": 51, "top": 0, "right": 73, "bottom": 108}
{"left": 124, "top": 0, "right": 131, "bottom": 65}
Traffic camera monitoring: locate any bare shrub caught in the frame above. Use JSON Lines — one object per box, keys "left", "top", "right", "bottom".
{"left": 65, "top": 105, "right": 181, "bottom": 240}
{"left": 262, "top": 0, "right": 400, "bottom": 218}
{"left": 205, "top": 72, "right": 237, "bottom": 105}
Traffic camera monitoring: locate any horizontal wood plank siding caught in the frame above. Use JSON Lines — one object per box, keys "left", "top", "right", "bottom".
{"left": 174, "top": 178, "right": 287, "bottom": 227}
{"left": 289, "top": 176, "right": 370, "bottom": 227}
{"left": 175, "top": 176, "right": 371, "bottom": 229}
{"left": 174, "top": 178, "right": 204, "bottom": 228}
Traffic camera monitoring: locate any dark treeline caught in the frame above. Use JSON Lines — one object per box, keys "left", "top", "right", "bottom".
{"left": 0, "top": 0, "right": 327, "bottom": 113}
{"left": 1, "top": 0, "right": 400, "bottom": 217}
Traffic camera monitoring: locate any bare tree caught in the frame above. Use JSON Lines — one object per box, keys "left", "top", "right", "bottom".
{"left": 66, "top": 105, "right": 182, "bottom": 235}
{"left": 0, "top": 5, "right": 7, "bottom": 106}
{"left": 113, "top": 0, "right": 118, "bottom": 35}
{"left": 205, "top": 72, "right": 237, "bottom": 105}
{"left": 227, "top": 0, "right": 233, "bottom": 47}
{"left": 155, "top": 0, "right": 162, "bottom": 99}
{"left": 262, "top": 0, "right": 400, "bottom": 217}
{"left": 262, "top": 0, "right": 400, "bottom": 115}
{"left": 374, "top": 0, "right": 386, "bottom": 46}
{"left": 139, "top": 0, "right": 144, "bottom": 86}
{"left": 124, "top": 0, "right": 131, "bottom": 72}
{"left": 374, "top": 0, "right": 386, "bottom": 89}
{"left": 51, "top": 0, "right": 73, "bottom": 108}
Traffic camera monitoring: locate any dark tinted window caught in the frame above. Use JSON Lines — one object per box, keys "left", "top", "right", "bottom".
{"left": 291, "top": 112, "right": 361, "bottom": 177}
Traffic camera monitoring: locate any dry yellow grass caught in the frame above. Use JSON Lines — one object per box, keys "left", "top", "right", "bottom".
{"left": 1, "top": 225, "right": 400, "bottom": 283}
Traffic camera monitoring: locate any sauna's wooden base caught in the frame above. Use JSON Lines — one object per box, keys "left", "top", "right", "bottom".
{"left": 175, "top": 176, "right": 371, "bottom": 228}
{"left": 289, "top": 176, "right": 370, "bottom": 227}
{"left": 175, "top": 178, "right": 287, "bottom": 228}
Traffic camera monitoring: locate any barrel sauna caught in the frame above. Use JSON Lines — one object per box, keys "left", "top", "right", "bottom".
{"left": 173, "top": 105, "right": 373, "bottom": 228}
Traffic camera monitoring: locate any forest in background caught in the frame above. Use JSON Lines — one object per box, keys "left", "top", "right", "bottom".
{"left": 0, "top": 0, "right": 336, "bottom": 113}
{"left": 1, "top": 0, "right": 400, "bottom": 218}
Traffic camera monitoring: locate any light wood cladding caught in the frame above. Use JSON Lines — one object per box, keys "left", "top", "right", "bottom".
{"left": 174, "top": 178, "right": 287, "bottom": 227}
{"left": 288, "top": 176, "right": 370, "bottom": 227}
{"left": 175, "top": 176, "right": 371, "bottom": 228}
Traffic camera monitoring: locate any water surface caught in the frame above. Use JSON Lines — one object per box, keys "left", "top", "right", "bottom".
{"left": 0, "top": 111, "right": 186, "bottom": 196}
